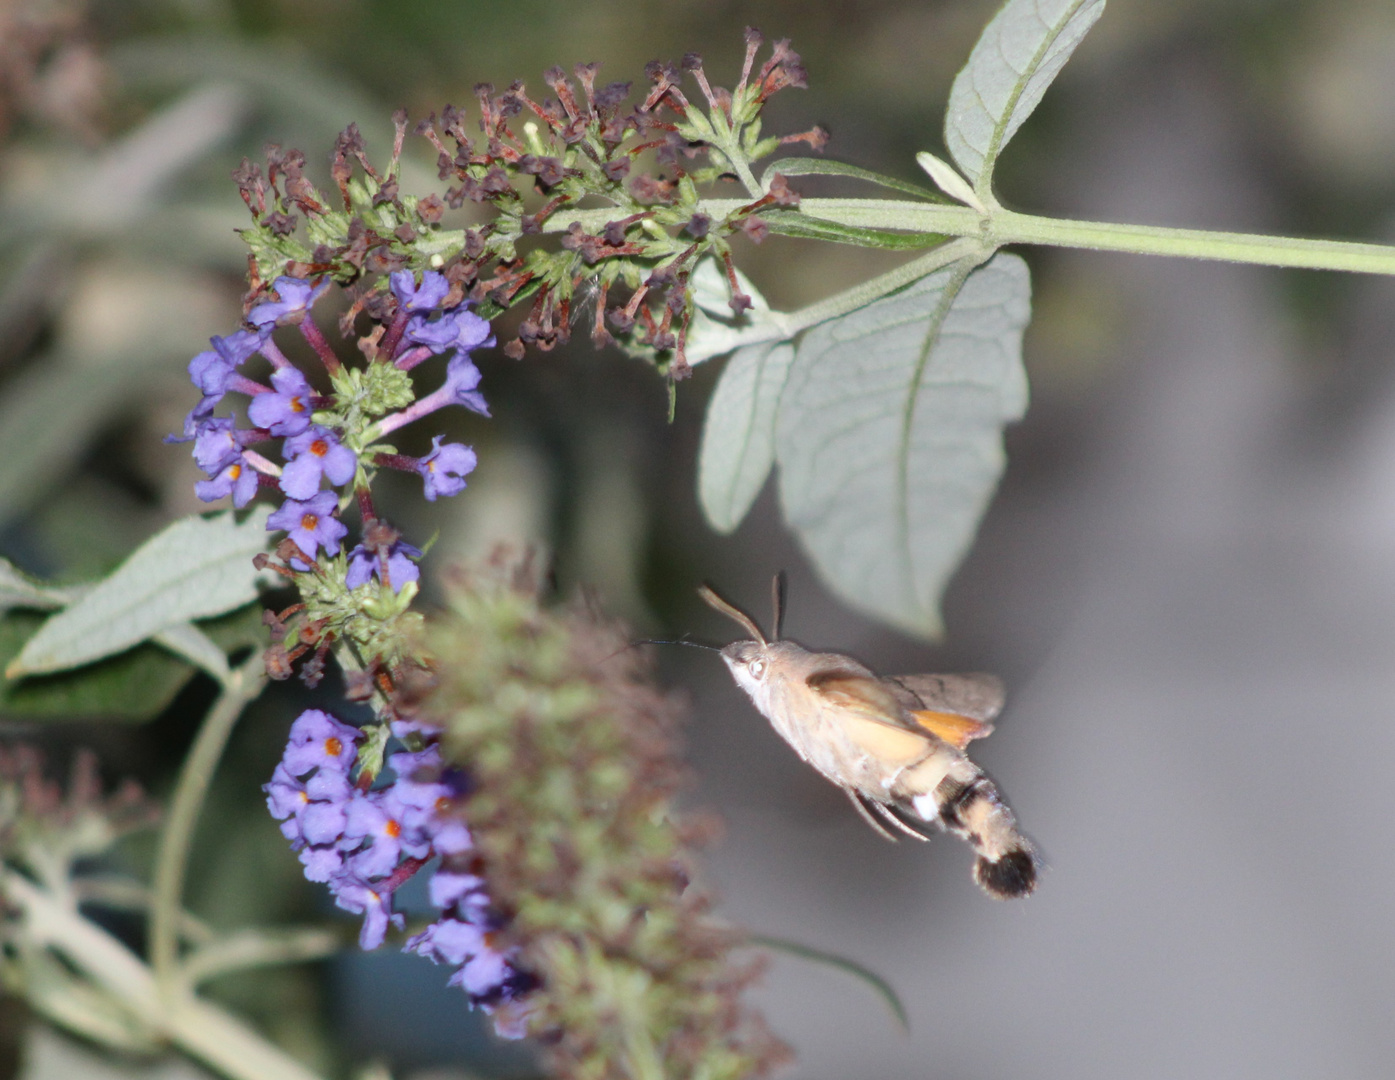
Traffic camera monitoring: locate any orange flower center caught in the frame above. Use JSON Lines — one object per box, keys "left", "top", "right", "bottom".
{"left": 385, "top": 819, "right": 402, "bottom": 839}
{"left": 324, "top": 736, "right": 343, "bottom": 757}
{"left": 229, "top": 464, "right": 242, "bottom": 478}
{"left": 300, "top": 513, "right": 319, "bottom": 530}
{"left": 290, "top": 396, "right": 306, "bottom": 414}
{"left": 310, "top": 439, "right": 329, "bottom": 457}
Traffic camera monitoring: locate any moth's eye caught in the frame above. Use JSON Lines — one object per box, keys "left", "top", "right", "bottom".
{"left": 748, "top": 659, "right": 765, "bottom": 678}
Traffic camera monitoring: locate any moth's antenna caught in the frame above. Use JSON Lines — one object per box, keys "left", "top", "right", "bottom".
{"left": 697, "top": 584, "right": 767, "bottom": 646}
{"left": 771, "top": 571, "right": 786, "bottom": 642}
{"left": 633, "top": 638, "right": 720, "bottom": 652}
{"left": 599, "top": 638, "right": 719, "bottom": 664}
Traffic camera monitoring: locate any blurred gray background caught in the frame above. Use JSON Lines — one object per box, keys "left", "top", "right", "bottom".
{"left": 4, "top": 0, "right": 1395, "bottom": 1078}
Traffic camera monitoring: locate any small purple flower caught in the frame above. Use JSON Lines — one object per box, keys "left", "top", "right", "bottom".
{"left": 189, "top": 329, "right": 265, "bottom": 396}
{"left": 248, "top": 277, "right": 330, "bottom": 329}
{"left": 430, "top": 869, "right": 486, "bottom": 911}
{"left": 195, "top": 459, "right": 259, "bottom": 507}
{"left": 330, "top": 872, "right": 404, "bottom": 949}
{"left": 188, "top": 351, "right": 232, "bottom": 399}
{"left": 345, "top": 538, "right": 421, "bottom": 592}
{"left": 169, "top": 395, "right": 219, "bottom": 443}
{"left": 416, "top": 436, "right": 478, "bottom": 501}
{"left": 406, "top": 306, "right": 494, "bottom": 355}
{"left": 407, "top": 915, "right": 486, "bottom": 967}
{"left": 264, "top": 763, "right": 352, "bottom": 847}
{"left": 179, "top": 329, "right": 271, "bottom": 437}
{"left": 299, "top": 845, "right": 347, "bottom": 883}
{"left": 372, "top": 342, "right": 491, "bottom": 439}
{"left": 453, "top": 947, "right": 513, "bottom": 997}
{"left": 389, "top": 714, "right": 445, "bottom": 741}
{"left": 387, "top": 747, "right": 450, "bottom": 805}
{"left": 247, "top": 366, "right": 315, "bottom": 437}
{"left": 441, "top": 352, "right": 490, "bottom": 415}
{"left": 429, "top": 815, "right": 474, "bottom": 856}
{"left": 267, "top": 491, "right": 347, "bottom": 562}
{"left": 343, "top": 790, "right": 420, "bottom": 878}
{"left": 282, "top": 709, "right": 361, "bottom": 776}
{"left": 192, "top": 417, "right": 246, "bottom": 475}
{"left": 280, "top": 426, "right": 358, "bottom": 499}
{"left": 390, "top": 269, "right": 451, "bottom": 313}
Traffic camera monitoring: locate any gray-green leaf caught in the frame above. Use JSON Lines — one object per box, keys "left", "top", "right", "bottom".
{"left": 775, "top": 254, "right": 1031, "bottom": 637}
{"left": 685, "top": 256, "right": 788, "bottom": 365}
{"left": 698, "top": 342, "right": 796, "bottom": 533}
{"left": 945, "top": 0, "right": 1106, "bottom": 190}
{"left": 0, "top": 558, "right": 84, "bottom": 614}
{"left": 8, "top": 509, "right": 271, "bottom": 677}
{"left": 0, "top": 605, "right": 264, "bottom": 722}
{"left": 152, "top": 622, "right": 231, "bottom": 682}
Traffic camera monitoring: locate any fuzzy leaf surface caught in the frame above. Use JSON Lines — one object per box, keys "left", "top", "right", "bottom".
{"left": 0, "top": 559, "right": 82, "bottom": 614}
{"left": 685, "top": 256, "right": 786, "bottom": 365}
{"left": 0, "top": 605, "right": 263, "bottom": 721}
{"left": 945, "top": 0, "right": 1106, "bottom": 189}
{"left": 9, "top": 509, "right": 271, "bottom": 677}
{"left": 775, "top": 254, "right": 1031, "bottom": 637}
{"left": 699, "top": 342, "right": 796, "bottom": 532}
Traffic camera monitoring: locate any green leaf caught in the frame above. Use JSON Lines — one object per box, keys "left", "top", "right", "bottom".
{"left": 775, "top": 253, "right": 1031, "bottom": 637}
{"left": 685, "top": 256, "right": 788, "bottom": 365}
{"left": 0, "top": 605, "right": 264, "bottom": 722}
{"left": 750, "top": 934, "right": 909, "bottom": 1032}
{"left": 945, "top": 0, "right": 1106, "bottom": 191}
{"left": 698, "top": 342, "right": 795, "bottom": 533}
{"left": 153, "top": 622, "right": 231, "bottom": 682}
{"left": 0, "top": 559, "right": 83, "bottom": 614}
{"left": 759, "top": 157, "right": 945, "bottom": 201}
{"left": 761, "top": 210, "right": 945, "bottom": 251}
{"left": 8, "top": 509, "right": 271, "bottom": 678}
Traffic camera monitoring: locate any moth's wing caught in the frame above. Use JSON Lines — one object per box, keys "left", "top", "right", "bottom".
{"left": 887, "top": 673, "right": 1005, "bottom": 722}
{"left": 886, "top": 673, "right": 1003, "bottom": 749}
{"left": 808, "top": 670, "right": 916, "bottom": 727}
{"left": 909, "top": 709, "right": 992, "bottom": 750}
{"left": 806, "top": 671, "right": 938, "bottom": 765}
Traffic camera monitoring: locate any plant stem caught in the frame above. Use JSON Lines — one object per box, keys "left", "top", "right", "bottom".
{"left": 988, "top": 207, "right": 1395, "bottom": 273}
{"left": 774, "top": 198, "right": 1395, "bottom": 276}
{"left": 4, "top": 869, "right": 326, "bottom": 1080}
{"left": 149, "top": 654, "right": 266, "bottom": 990}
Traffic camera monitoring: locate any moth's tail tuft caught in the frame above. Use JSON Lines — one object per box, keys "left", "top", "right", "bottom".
{"left": 974, "top": 848, "right": 1037, "bottom": 899}
{"left": 905, "top": 762, "right": 1039, "bottom": 900}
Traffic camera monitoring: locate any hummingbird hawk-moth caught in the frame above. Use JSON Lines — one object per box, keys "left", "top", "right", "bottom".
{"left": 700, "top": 580, "right": 1038, "bottom": 899}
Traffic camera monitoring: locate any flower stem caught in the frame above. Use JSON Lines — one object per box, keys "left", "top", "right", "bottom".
{"left": 149, "top": 654, "right": 267, "bottom": 991}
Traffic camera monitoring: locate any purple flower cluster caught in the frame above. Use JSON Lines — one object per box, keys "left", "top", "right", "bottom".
{"left": 178, "top": 272, "right": 529, "bottom": 1027}
{"left": 265, "top": 710, "right": 532, "bottom": 1021}
{"left": 173, "top": 271, "right": 493, "bottom": 564}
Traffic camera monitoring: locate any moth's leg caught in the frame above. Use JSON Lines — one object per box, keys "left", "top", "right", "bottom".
{"left": 869, "top": 798, "right": 930, "bottom": 841}
{"left": 844, "top": 788, "right": 899, "bottom": 842}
